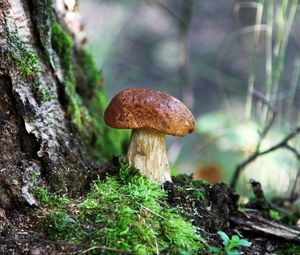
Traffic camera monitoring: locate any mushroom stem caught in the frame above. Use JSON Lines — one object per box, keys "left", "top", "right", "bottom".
{"left": 127, "top": 128, "right": 171, "bottom": 183}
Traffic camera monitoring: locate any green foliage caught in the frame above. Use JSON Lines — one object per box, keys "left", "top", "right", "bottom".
{"left": 14, "top": 51, "right": 41, "bottom": 80}
{"left": 87, "top": 90, "right": 130, "bottom": 160}
{"left": 9, "top": 35, "right": 40, "bottom": 81}
{"left": 34, "top": 85, "right": 52, "bottom": 102}
{"left": 217, "top": 231, "right": 250, "bottom": 255}
{"left": 74, "top": 48, "right": 130, "bottom": 160}
{"left": 51, "top": 23, "right": 82, "bottom": 128}
{"left": 277, "top": 244, "right": 300, "bottom": 255}
{"left": 269, "top": 209, "right": 284, "bottom": 221}
{"left": 45, "top": 211, "right": 77, "bottom": 240}
{"left": 35, "top": 186, "right": 70, "bottom": 208}
{"left": 51, "top": 22, "right": 73, "bottom": 81}
{"left": 193, "top": 179, "right": 209, "bottom": 186}
{"left": 75, "top": 48, "right": 100, "bottom": 91}
{"left": 30, "top": 171, "right": 41, "bottom": 182}
{"left": 41, "top": 163, "right": 203, "bottom": 254}
{"left": 193, "top": 189, "right": 205, "bottom": 200}
{"left": 51, "top": 23, "right": 128, "bottom": 161}
{"left": 35, "top": 187, "right": 51, "bottom": 204}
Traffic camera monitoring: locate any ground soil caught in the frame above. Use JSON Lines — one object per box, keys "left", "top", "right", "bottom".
{"left": 164, "top": 175, "right": 299, "bottom": 255}
{"left": 0, "top": 174, "right": 298, "bottom": 254}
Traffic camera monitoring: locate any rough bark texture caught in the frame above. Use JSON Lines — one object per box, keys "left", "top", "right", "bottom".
{"left": 0, "top": 0, "right": 107, "bottom": 210}
{"left": 231, "top": 212, "right": 300, "bottom": 242}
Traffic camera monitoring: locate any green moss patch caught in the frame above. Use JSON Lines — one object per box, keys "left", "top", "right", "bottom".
{"left": 51, "top": 23, "right": 128, "bottom": 161}
{"left": 8, "top": 31, "right": 41, "bottom": 81}
{"left": 75, "top": 48, "right": 100, "bottom": 96}
{"left": 277, "top": 244, "right": 300, "bottom": 255}
{"left": 39, "top": 163, "right": 203, "bottom": 254}
{"left": 51, "top": 22, "right": 74, "bottom": 82}
{"left": 87, "top": 90, "right": 130, "bottom": 160}
{"left": 14, "top": 51, "right": 40, "bottom": 81}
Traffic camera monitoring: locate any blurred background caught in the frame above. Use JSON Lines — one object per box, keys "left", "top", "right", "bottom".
{"left": 80, "top": 0, "right": 300, "bottom": 199}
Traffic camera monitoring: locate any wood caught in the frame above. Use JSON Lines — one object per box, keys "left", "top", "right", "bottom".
{"left": 231, "top": 212, "right": 300, "bottom": 242}
{"left": 0, "top": 0, "right": 97, "bottom": 210}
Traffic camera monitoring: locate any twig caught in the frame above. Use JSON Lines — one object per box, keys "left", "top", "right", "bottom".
{"left": 0, "top": 237, "right": 134, "bottom": 254}
{"left": 251, "top": 90, "right": 276, "bottom": 142}
{"left": 231, "top": 88, "right": 300, "bottom": 188}
{"left": 231, "top": 89, "right": 276, "bottom": 188}
{"left": 75, "top": 244, "right": 135, "bottom": 255}
{"left": 144, "top": 0, "right": 186, "bottom": 25}
{"left": 230, "top": 212, "right": 300, "bottom": 242}
{"left": 290, "top": 170, "right": 300, "bottom": 201}
{"left": 284, "top": 144, "right": 300, "bottom": 160}
{"left": 109, "top": 186, "right": 166, "bottom": 220}
{"left": 231, "top": 126, "right": 300, "bottom": 188}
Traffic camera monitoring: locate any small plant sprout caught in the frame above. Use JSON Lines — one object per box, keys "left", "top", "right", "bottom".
{"left": 218, "top": 231, "right": 251, "bottom": 255}
{"left": 104, "top": 88, "right": 195, "bottom": 183}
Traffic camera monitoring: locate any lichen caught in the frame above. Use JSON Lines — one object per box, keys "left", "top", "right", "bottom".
{"left": 14, "top": 51, "right": 40, "bottom": 80}
{"left": 8, "top": 33, "right": 41, "bottom": 81}
{"left": 33, "top": 84, "right": 51, "bottom": 102}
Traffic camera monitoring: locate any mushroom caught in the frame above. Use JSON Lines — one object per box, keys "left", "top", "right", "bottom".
{"left": 104, "top": 88, "right": 195, "bottom": 183}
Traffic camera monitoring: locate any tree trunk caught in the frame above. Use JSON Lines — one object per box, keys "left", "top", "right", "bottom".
{"left": 0, "top": 0, "right": 121, "bottom": 210}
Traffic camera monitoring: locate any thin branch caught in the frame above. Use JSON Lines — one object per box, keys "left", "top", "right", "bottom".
{"left": 284, "top": 144, "right": 300, "bottom": 160}
{"left": 231, "top": 125, "right": 300, "bottom": 188}
{"left": 231, "top": 89, "right": 276, "bottom": 188}
{"left": 259, "top": 127, "right": 300, "bottom": 156}
{"left": 231, "top": 89, "right": 300, "bottom": 188}
{"left": 144, "top": 0, "right": 185, "bottom": 24}
{"left": 290, "top": 170, "right": 300, "bottom": 201}
{"left": 0, "top": 237, "right": 134, "bottom": 254}
{"left": 252, "top": 89, "right": 276, "bottom": 146}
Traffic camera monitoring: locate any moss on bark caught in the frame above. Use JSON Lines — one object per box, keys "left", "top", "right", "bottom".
{"left": 50, "top": 23, "right": 128, "bottom": 161}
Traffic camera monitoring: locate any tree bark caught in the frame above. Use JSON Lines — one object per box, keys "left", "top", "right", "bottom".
{"left": 0, "top": 0, "right": 111, "bottom": 210}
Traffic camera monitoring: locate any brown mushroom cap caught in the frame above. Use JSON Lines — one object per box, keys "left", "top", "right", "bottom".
{"left": 104, "top": 88, "right": 195, "bottom": 136}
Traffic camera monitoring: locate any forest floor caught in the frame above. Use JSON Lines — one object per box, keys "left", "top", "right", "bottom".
{"left": 0, "top": 170, "right": 299, "bottom": 255}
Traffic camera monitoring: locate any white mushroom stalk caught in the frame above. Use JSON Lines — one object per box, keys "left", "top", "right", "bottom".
{"left": 127, "top": 128, "right": 171, "bottom": 183}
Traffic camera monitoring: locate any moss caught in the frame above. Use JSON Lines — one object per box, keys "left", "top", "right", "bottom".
{"left": 51, "top": 22, "right": 128, "bottom": 161}
{"left": 51, "top": 22, "right": 74, "bottom": 82}
{"left": 48, "top": 168, "right": 68, "bottom": 193}
{"left": 45, "top": 211, "right": 77, "bottom": 240}
{"left": 75, "top": 48, "right": 129, "bottom": 160}
{"left": 86, "top": 90, "right": 130, "bottom": 160}
{"left": 14, "top": 51, "right": 41, "bottom": 80}
{"left": 40, "top": 163, "right": 204, "bottom": 254}
{"left": 277, "top": 244, "right": 300, "bottom": 255}
{"left": 51, "top": 24, "right": 85, "bottom": 134}
{"left": 269, "top": 209, "right": 284, "bottom": 221}
{"left": 9, "top": 33, "right": 41, "bottom": 81}
{"left": 68, "top": 95, "right": 82, "bottom": 128}
{"left": 34, "top": 187, "right": 69, "bottom": 208}
{"left": 75, "top": 48, "right": 100, "bottom": 93}
{"left": 33, "top": 84, "right": 51, "bottom": 102}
